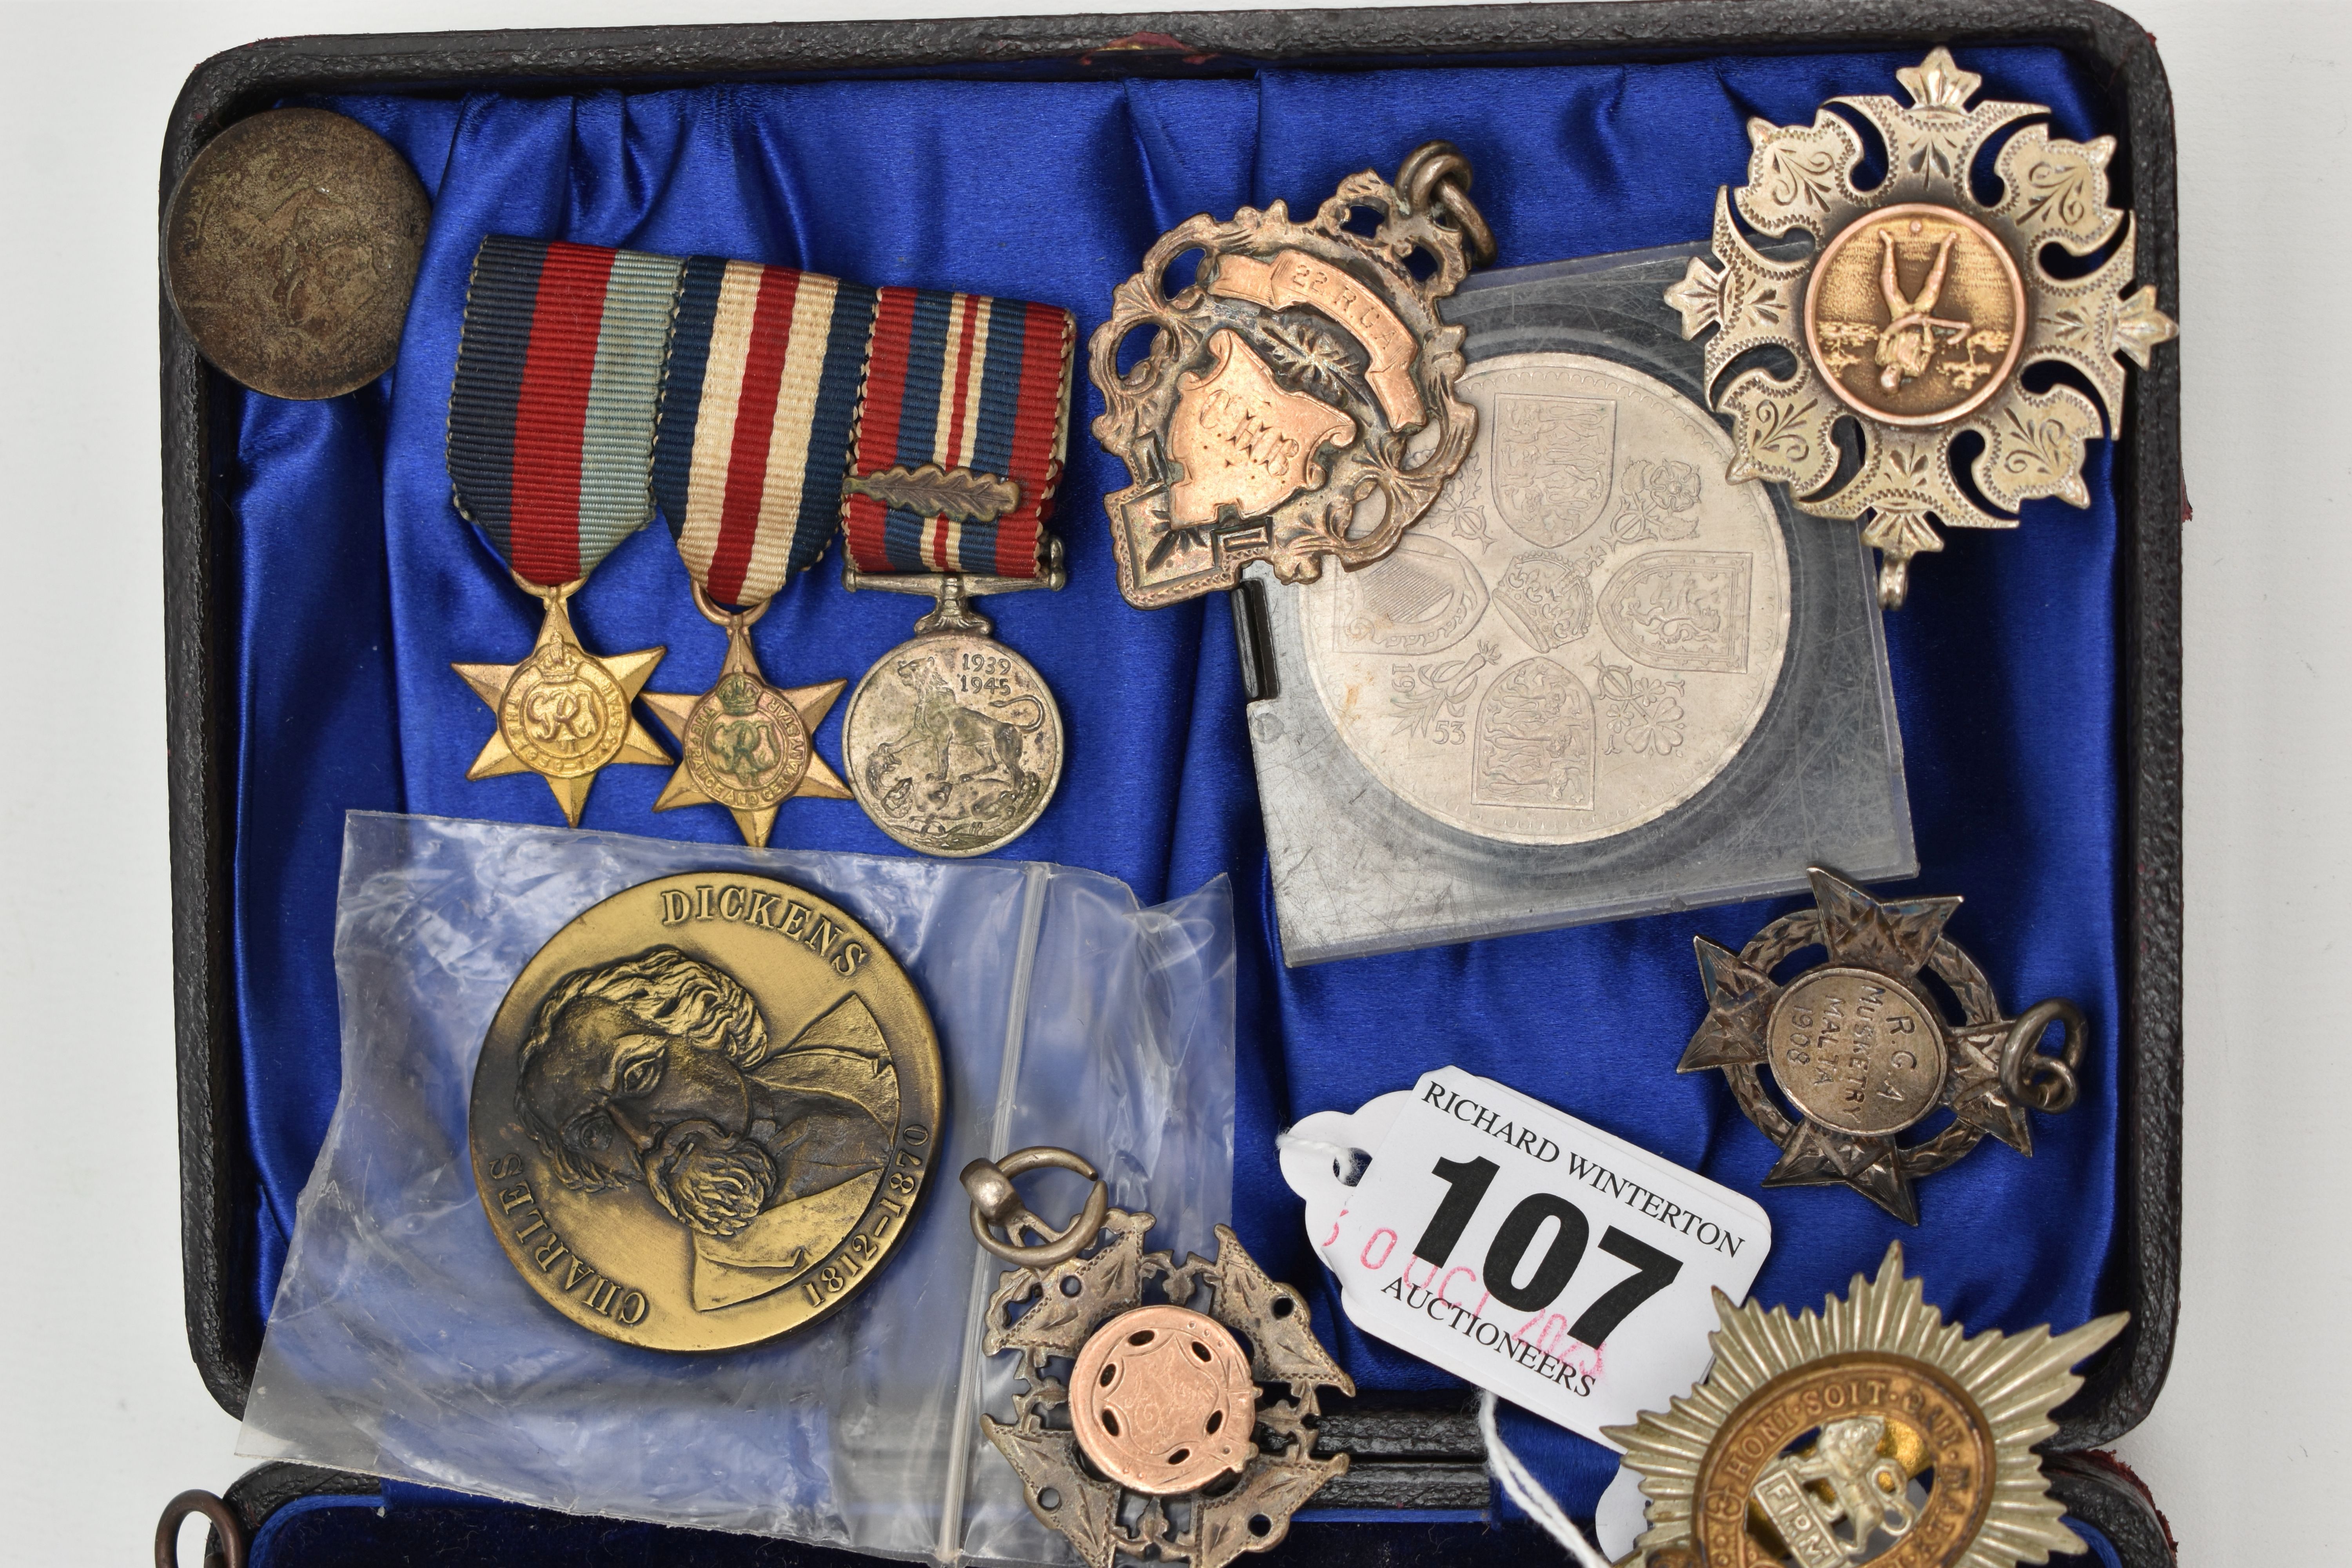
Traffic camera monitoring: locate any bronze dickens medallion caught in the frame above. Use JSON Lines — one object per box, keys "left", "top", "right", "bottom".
{"left": 469, "top": 873, "right": 943, "bottom": 1350}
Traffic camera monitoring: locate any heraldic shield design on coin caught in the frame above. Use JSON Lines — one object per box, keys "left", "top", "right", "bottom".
{"left": 1663, "top": 49, "right": 2177, "bottom": 607}
{"left": 469, "top": 873, "right": 942, "bottom": 1350}
{"left": 1607, "top": 1244, "right": 2127, "bottom": 1568}
{"left": 1297, "top": 353, "right": 1792, "bottom": 847}
{"left": 1681, "top": 868, "right": 2087, "bottom": 1224}
{"left": 1091, "top": 142, "right": 1495, "bottom": 608}
{"left": 962, "top": 1148, "right": 1355, "bottom": 1568}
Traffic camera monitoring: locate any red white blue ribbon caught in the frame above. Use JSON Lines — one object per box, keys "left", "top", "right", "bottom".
{"left": 450, "top": 235, "right": 1074, "bottom": 597}
{"left": 652, "top": 256, "right": 880, "bottom": 607}
{"left": 842, "top": 287, "right": 1074, "bottom": 579}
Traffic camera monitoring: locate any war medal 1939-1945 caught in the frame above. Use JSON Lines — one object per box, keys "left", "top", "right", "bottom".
{"left": 165, "top": 107, "right": 429, "bottom": 400}
{"left": 633, "top": 252, "right": 875, "bottom": 846}
{"left": 446, "top": 237, "right": 676, "bottom": 826}
{"left": 468, "top": 873, "right": 944, "bottom": 1350}
{"left": 837, "top": 288, "right": 1077, "bottom": 857}
{"left": 1663, "top": 49, "right": 2176, "bottom": 606}
{"left": 962, "top": 1147, "right": 1355, "bottom": 1568}
{"left": 1091, "top": 142, "right": 1494, "bottom": 608}
{"left": 1681, "top": 867, "right": 2086, "bottom": 1224}
{"left": 1608, "top": 1243, "right": 2126, "bottom": 1568}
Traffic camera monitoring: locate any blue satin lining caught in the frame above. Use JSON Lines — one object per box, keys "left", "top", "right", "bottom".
{"left": 225, "top": 49, "right": 2124, "bottom": 1523}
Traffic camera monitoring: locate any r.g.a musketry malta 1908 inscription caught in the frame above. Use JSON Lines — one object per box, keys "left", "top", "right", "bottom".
{"left": 469, "top": 873, "right": 942, "bottom": 1350}
{"left": 1679, "top": 867, "right": 2086, "bottom": 1225}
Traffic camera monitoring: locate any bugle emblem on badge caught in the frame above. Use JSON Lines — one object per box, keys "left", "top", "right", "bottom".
{"left": 1091, "top": 142, "right": 1494, "bottom": 608}
{"left": 1664, "top": 49, "right": 2176, "bottom": 606}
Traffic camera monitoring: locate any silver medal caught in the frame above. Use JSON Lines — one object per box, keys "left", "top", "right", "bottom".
{"left": 841, "top": 560, "right": 1064, "bottom": 858}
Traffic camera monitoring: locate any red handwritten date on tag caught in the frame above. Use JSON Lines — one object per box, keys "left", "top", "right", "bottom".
{"left": 1280, "top": 1067, "right": 1768, "bottom": 1444}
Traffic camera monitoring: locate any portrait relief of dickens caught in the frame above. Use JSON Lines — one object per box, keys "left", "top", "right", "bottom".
{"left": 513, "top": 946, "right": 898, "bottom": 1310}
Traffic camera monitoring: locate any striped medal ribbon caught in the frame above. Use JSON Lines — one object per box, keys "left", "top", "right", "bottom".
{"left": 652, "top": 254, "right": 878, "bottom": 608}
{"left": 449, "top": 235, "right": 680, "bottom": 586}
{"left": 444, "top": 235, "right": 678, "bottom": 827}
{"left": 834, "top": 284, "right": 1077, "bottom": 858}
{"left": 841, "top": 286, "right": 1075, "bottom": 580}
{"left": 635, "top": 253, "right": 878, "bottom": 847}
{"left": 635, "top": 256, "right": 1076, "bottom": 855}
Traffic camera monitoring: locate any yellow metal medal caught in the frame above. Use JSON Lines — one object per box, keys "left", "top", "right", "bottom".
{"left": 470, "top": 873, "right": 943, "bottom": 1350}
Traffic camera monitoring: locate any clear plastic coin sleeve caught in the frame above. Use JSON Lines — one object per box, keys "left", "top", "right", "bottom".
{"left": 238, "top": 811, "right": 1235, "bottom": 1564}
{"left": 1241, "top": 241, "right": 1916, "bottom": 965}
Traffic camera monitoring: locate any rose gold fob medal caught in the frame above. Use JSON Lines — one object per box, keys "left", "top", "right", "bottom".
{"left": 1091, "top": 142, "right": 1495, "bottom": 608}
{"left": 964, "top": 1149, "right": 1355, "bottom": 1568}
{"left": 1665, "top": 49, "right": 2176, "bottom": 606}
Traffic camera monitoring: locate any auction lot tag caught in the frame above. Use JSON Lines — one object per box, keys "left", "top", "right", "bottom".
{"left": 1280, "top": 1067, "right": 1769, "bottom": 1445}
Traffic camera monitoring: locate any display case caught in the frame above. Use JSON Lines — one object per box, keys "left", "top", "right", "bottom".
{"left": 159, "top": 4, "right": 2181, "bottom": 1563}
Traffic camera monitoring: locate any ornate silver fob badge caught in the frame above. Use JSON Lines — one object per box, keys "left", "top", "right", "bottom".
{"left": 1608, "top": 1243, "right": 2126, "bottom": 1568}
{"left": 1681, "top": 868, "right": 2086, "bottom": 1223}
{"left": 1664, "top": 49, "right": 2176, "bottom": 606}
{"left": 1091, "top": 143, "right": 1495, "bottom": 608}
{"left": 961, "top": 1148, "right": 1354, "bottom": 1568}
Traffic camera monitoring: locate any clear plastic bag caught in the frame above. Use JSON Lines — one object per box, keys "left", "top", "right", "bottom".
{"left": 239, "top": 812, "right": 1235, "bottom": 1563}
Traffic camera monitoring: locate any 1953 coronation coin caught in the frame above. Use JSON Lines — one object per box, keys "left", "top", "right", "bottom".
{"left": 165, "top": 107, "right": 429, "bottom": 400}
{"left": 1297, "top": 352, "right": 1791, "bottom": 846}
{"left": 468, "top": 873, "right": 943, "bottom": 1350}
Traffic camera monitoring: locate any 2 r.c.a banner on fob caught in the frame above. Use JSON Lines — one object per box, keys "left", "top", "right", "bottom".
{"left": 1281, "top": 1067, "right": 1769, "bottom": 1446}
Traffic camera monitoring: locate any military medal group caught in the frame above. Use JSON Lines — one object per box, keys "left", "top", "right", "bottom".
{"left": 169, "top": 45, "right": 2175, "bottom": 1568}
{"left": 446, "top": 233, "right": 1072, "bottom": 856}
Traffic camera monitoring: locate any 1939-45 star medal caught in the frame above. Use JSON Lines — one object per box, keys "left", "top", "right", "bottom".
{"left": 1681, "top": 868, "right": 2086, "bottom": 1224}
{"left": 1664, "top": 49, "right": 2176, "bottom": 606}
{"left": 1091, "top": 142, "right": 1494, "bottom": 607}
{"left": 468, "top": 873, "right": 944, "bottom": 1350}
{"left": 638, "top": 587, "right": 847, "bottom": 848}
{"left": 963, "top": 1148, "right": 1354, "bottom": 1568}
{"left": 451, "top": 575, "right": 671, "bottom": 826}
{"left": 446, "top": 237, "right": 677, "bottom": 825}
{"left": 1609, "top": 1244, "right": 2125, "bottom": 1568}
